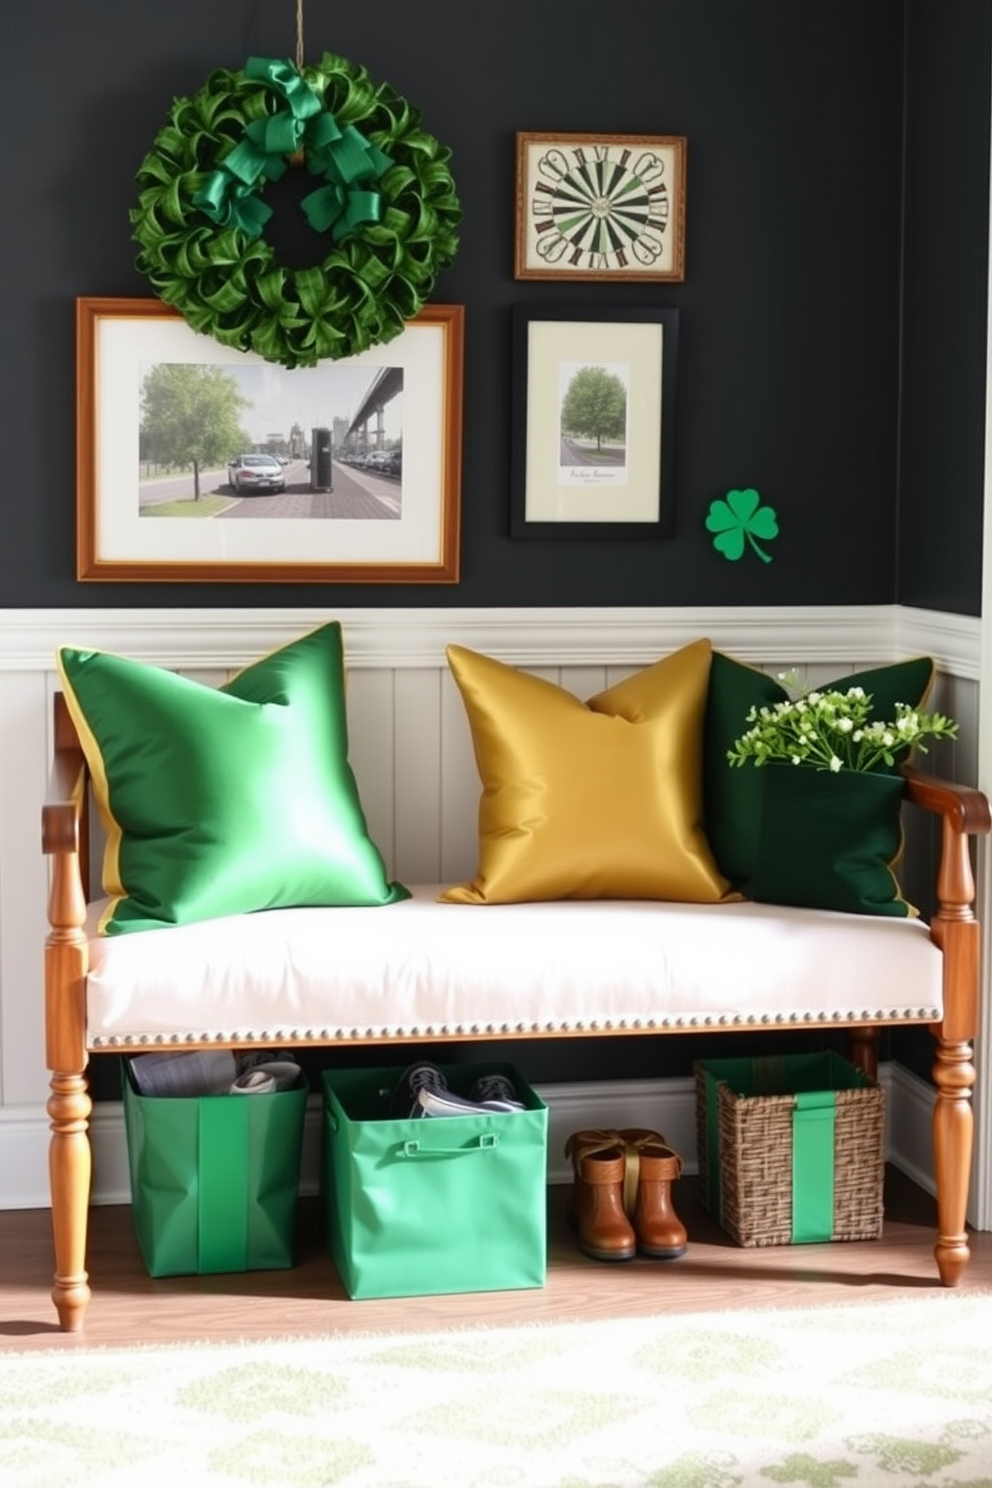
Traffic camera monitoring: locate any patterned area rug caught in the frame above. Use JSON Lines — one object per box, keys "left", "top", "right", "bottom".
{"left": 3, "top": 1293, "right": 992, "bottom": 1487}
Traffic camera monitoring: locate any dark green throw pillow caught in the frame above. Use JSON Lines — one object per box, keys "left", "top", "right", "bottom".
{"left": 702, "top": 651, "right": 935, "bottom": 914}
{"left": 58, "top": 621, "right": 409, "bottom": 934}
{"left": 748, "top": 763, "right": 911, "bottom": 916}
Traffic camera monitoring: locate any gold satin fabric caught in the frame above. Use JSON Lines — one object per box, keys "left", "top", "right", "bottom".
{"left": 440, "top": 638, "right": 733, "bottom": 905}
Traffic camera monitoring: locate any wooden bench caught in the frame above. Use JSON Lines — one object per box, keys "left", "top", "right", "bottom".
{"left": 43, "top": 692, "right": 991, "bottom": 1331}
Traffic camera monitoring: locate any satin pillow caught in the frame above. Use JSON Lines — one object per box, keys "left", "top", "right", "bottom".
{"left": 702, "top": 650, "right": 935, "bottom": 912}
{"left": 440, "top": 639, "right": 733, "bottom": 905}
{"left": 58, "top": 621, "right": 409, "bottom": 934}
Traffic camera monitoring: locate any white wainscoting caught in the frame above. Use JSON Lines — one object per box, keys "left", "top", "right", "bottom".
{"left": 0, "top": 604, "right": 982, "bottom": 1217}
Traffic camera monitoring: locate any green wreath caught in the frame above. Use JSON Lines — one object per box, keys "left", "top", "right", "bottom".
{"left": 130, "top": 54, "right": 461, "bottom": 368}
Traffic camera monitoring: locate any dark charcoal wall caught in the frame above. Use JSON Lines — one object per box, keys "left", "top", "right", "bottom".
{"left": 7, "top": 0, "right": 985, "bottom": 613}
{"left": 898, "top": 4, "right": 991, "bottom": 615}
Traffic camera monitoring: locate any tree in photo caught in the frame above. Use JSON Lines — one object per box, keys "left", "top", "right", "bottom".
{"left": 140, "top": 364, "right": 250, "bottom": 499}
{"left": 561, "top": 365, "right": 627, "bottom": 455}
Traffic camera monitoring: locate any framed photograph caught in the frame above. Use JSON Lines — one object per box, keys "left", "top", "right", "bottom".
{"left": 514, "top": 132, "right": 686, "bottom": 282}
{"left": 510, "top": 305, "right": 679, "bottom": 539}
{"left": 76, "top": 297, "right": 464, "bottom": 583}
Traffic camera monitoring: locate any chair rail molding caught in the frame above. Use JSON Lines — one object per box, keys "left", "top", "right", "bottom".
{"left": 0, "top": 602, "right": 977, "bottom": 674}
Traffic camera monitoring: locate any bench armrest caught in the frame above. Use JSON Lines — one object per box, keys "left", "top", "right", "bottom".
{"left": 43, "top": 694, "right": 89, "bottom": 939}
{"left": 902, "top": 763, "right": 991, "bottom": 926}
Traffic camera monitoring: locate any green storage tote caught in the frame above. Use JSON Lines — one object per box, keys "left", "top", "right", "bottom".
{"left": 321, "top": 1062, "right": 548, "bottom": 1299}
{"left": 122, "top": 1061, "right": 308, "bottom": 1278}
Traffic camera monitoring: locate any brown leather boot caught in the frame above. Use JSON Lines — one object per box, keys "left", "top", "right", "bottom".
{"left": 619, "top": 1128, "right": 688, "bottom": 1259}
{"left": 564, "top": 1131, "right": 636, "bottom": 1262}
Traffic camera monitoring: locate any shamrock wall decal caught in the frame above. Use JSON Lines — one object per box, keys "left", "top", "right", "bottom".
{"left": 705, "top": 488, "right": 779, "bottom": 563}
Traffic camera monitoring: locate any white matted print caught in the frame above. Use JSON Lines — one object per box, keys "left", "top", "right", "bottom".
{"left": 511, "top": 306, "right": 678, "bottom": 538}
{"left": 76, "top": 298, "right": 463, "bottom": 583}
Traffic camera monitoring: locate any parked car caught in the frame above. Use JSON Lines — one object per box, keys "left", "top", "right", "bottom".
{"left": 227, "top": 454, "right": 286, "bottom": 493}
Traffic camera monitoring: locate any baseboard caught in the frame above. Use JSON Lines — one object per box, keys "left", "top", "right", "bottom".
{"left": 2, "top": 1062, "right": 928, "bottom": 1209}
{"left": 884, "top": 1061, "right": 939, "bottom": 1197}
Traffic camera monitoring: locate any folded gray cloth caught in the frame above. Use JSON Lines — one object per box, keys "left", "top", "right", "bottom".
{"left": 129, "top": 1050, "right": 237, "bottom": 1098}
{"left": 230, "top": 1060, "right": 303, "bottom": 1095}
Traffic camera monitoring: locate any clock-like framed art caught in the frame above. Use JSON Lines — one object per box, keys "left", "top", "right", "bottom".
{"left": 514, "top": 132, "right": 686, "bottom": 282}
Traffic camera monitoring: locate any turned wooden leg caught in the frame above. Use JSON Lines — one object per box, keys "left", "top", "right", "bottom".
{"left": 931, "top": 1037, "right": 975, "bottom": 1287}
{"left": 48, "top": 1070, "right": 93, "bottom": 1331}
{"left": 847, "top": 1025, "right": 879, "bottom": 1081}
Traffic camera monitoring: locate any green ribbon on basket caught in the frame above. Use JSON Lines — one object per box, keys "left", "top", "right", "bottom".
{"left": 704, "top": 1069, "right": 723, "bottom": 1222}
{"left": 701, "top": 1059, "right": 837, "bottom": 1241}
{"left": 791, "top": 1090, "right": 836, "bottom": 1243}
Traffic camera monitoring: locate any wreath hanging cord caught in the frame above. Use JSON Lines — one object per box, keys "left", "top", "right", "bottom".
{"left": 130, "top": 51, "right": 461, "bottom": 368}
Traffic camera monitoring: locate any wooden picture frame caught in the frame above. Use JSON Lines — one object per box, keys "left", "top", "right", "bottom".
{"left": 76, "top": 297, "right": 464, "bottom": 583}
{"left": 510, "top": 305, "right": 679, "bottom": 539}
{"left": 514, "top": 132, "right": 686, "bottom": 282}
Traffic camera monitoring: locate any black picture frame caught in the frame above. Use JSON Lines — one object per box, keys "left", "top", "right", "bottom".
{"left": 510, "top": 305, "right": 679, "bottom": 539}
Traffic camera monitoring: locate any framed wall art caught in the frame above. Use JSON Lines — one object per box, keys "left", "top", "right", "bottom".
{"left": 76, "top": 297, "right": 464, "bottom": 583}
{"left": 514, "top": 132, "right": 686, "bottom": 282}
{"left": 510, "top": 305, "right": 679, "bottom": 539}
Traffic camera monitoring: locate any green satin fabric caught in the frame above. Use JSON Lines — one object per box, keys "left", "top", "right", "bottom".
{"left": 193, "top": 56, "right": 391, "bottom": 243}
{"left": 131, "top": 52, "right": 461, "bottom": 368}
{"left": 58, "top": 621, "right": 408, "bottom": 935}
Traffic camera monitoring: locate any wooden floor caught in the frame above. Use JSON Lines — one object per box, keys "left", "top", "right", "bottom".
{"left": 3, "top": 1168, "right": 991, "bottom": 1353}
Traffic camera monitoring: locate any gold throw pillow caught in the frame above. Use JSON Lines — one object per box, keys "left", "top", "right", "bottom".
{"left": 440, "top": 638, "right": 733, "bottom": 905}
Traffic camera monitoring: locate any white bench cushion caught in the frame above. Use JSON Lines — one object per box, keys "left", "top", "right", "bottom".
{"left": 84, "top": 884, "right": 944, "bottom": 1047}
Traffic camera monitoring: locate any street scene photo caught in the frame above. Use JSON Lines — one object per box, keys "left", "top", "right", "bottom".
{"left": 137, "top": 358, "right": 404, "bottom": 520}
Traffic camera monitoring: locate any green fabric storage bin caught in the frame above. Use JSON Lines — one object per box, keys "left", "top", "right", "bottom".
{"left": 321, "top": 1062, "right": 548, "bottom": 1299}
{"left": 694, "top": 1051, "right": 885, "bottom": 1247}
{"left": 122, "top": 1062, "right": 308, "bottom": 1278}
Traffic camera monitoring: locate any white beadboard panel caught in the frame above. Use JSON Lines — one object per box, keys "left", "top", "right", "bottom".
{"left": 560, "top": 665, "right": 610, "bottom": 700}
{"left": 439, "top": 666, "right": 483, "bottom": 886}
{"left": 0, "top": 669, "right": 53, "bottom": 1108}
{"left": 345, "top": 666, "right": 397, "bottom": 875}
{"left": 393, "top": 668, "right": 444, "bottom": 883}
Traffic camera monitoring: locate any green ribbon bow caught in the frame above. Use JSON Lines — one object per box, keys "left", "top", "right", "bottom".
{"left": 193, "top": 55, "right": 390, "bottom": 242}
{"left": 132, "top": 49, "right": 461, "bottom": 367}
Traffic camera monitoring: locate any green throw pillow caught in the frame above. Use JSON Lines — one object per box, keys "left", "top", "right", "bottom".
{"left": 58, "top": 621, "right": 409, "bottom": 934}
{"left": 702, "top": 651, "right": 935, "bottom": 914}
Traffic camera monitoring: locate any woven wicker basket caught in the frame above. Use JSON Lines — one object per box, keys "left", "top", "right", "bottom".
{"left": 695, "top": 1053, "right": 885, "bottom": 1248}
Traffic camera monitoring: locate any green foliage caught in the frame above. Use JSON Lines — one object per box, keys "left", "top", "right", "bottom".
{"left": 727, "top": 682, "right": 958, "bottom": 774}
{"left": 706, "top": 488, "right": 779, "bottom": 562}
{"left": 560, "top": 365, "right": 626, "bottom": 451}
{"left": 140, "top": 496, "right": 235, "bottom": 518}
{"left": 140, "top": 365, "right": 250, "bottom": 499}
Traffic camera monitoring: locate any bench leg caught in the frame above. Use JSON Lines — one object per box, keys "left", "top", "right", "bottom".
{"left": 847, "top": 1025, "right": 879, "bottom": 1081}
{"left": 932, "top": 1037, "right": 975, "bottom": 1287}
{"left": 48, "top": 1070, "right": 92, "bottom": 1331}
